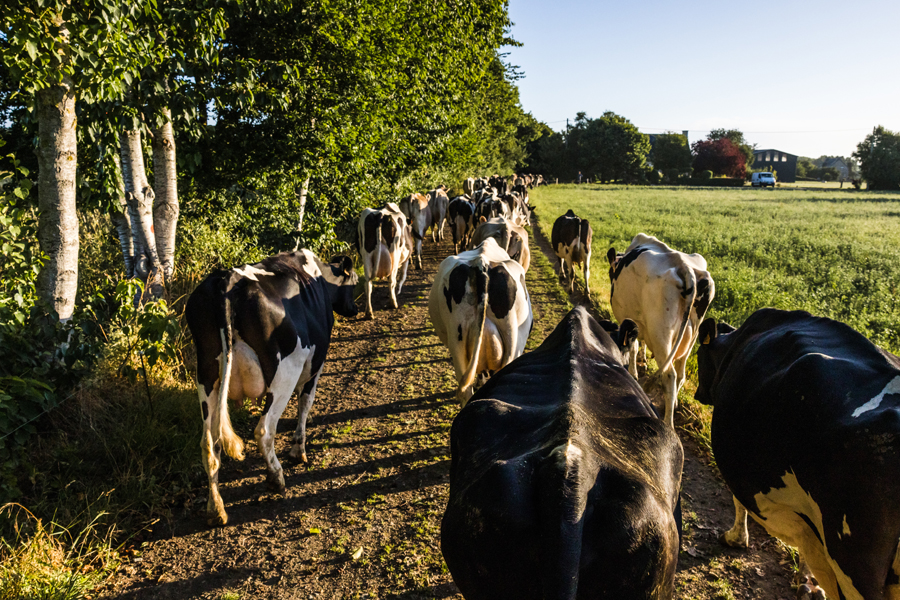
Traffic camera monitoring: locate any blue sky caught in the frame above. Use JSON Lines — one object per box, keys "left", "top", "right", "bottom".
{"left": 507, "top": 0, "right": 900, "bottom": 158}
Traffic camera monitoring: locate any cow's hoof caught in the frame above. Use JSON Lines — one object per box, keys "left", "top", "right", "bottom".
{"left": 207, "top": 509, "right": 228, "bottom": 527}
{"left": 796, "top": 575, "right": 826, "bottom": 599}
{"left": 364, "top": 312, "right": 374, "bottom": 321}
{"left": 266, "top": 471, "right": 286, "bottom": 494}
{"left": 289, "top": 445, "right": 308, "bottom": 464}
{"left": 718, "top": 529, "right": 749, "bottom": 548}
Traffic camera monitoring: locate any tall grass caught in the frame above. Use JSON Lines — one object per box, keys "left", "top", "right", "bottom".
{"left": 533, "top": 184, "right": 900, "bottom": 353}
{"left": 0, "top": 504, "right": 120, "bottom": 600}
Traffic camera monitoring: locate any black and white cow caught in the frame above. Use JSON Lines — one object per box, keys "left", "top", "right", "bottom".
{"left": 399, "top": 193, "right": 431, "bottom": 270}
{"left": 427, "top": 186, "right": 450, "bottom": 242}
{"left": 696, "top": 308, "right": 900, "bottom": 600}
{"left": 428, "top": 237, "right": 532, "bottom": 403}
{"left": 357, "top": 203, "right": 413, "bottom": 319}
{"left": 470, "top": 216, "right": 530, "bottom": 272}
{"left": 463, "top": 177, "right": 476, "bottom": 196}
{"left": 474, "top": 196, "right": 508, "bottom": 223}
{"left": 607, "top": 234, "right": 714, "bottom": 427}
{"left": 448, "top": 195, "right": 475, "bottom": 254}
{"left": 442, "top": 307, "right": 683, "bottom": 600}
{"left": 186, "top": 250, "right": 359, "bottom": 526}
{"left": 551, "top": 209, "right": 593, "bottom": 297}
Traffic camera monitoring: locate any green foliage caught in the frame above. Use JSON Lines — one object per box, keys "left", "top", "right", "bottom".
{"left": 647, "top": 169, "right": 662, "bottom": 184}
{"left": 698, "top": 170, "right": 713, "bottom": 180}
{"left": 853, "top": 126, "right": 900, "bottom": 191}
{"left": 650, "top": 132, "right": 693, "bottom": 174}
{"left": 529, "top": 112, "right": 650, "bottom": 183}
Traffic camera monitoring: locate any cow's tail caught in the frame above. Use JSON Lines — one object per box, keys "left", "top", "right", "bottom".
{"left": 216, "top": 278, "right": 245, "bottom": 461}
{"left": 658, "top": 264, "right": 697, "bottom": 375}
{"left": 458, "top": 258, "right": 489, "bottom": 402}
{"left": 372, "top": 214, "right": 384, "bottom": 278}
{"left": 537, "top": 441, "right": 587, "bottom": 599}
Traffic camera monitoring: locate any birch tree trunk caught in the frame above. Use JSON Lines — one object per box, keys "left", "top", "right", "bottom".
{"left": 35, "top": 38, "right": 78, "bottom": 321}
{"left": 151, "top": 106, "right": 178, "bottom": 280}
{"left": 294, "top": 177, "right": 310, "bottom": 249}
{"left": 110, "top": 156, "right": 135, "bottom": 278}
{"left": 120, "top": 127, "right": 164, "bottom": 299}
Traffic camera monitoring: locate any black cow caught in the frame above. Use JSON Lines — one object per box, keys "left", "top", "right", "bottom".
{"left": 442, "top": 307, "right": 683, "bottom": 599}
{"left": 551, "top": 209, "right": 593, "bottom": 297}
{"left": 696, "top": 308, "right": 900, "bottom": 599}
{"left": 186, "top": 250, "right": 359, "bottom": 525}
{"left": 448, "top": 196, "right": 475, "bottom": 254}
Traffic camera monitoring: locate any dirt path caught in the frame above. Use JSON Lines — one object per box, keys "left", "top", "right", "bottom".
{"left": 103, "top": 225, "right": 796, "bottom": 600}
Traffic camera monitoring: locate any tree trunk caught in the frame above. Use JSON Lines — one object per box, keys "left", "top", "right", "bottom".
{"left": 294, "top": 177, "right": 310, "bottom": 249}
{"left": 35, "top": 72, "right": 78, "bottom": 321}
{"left": 110, "top": 156, "right": 135, "bottom": 278}
{"left": 152, "top": 106, "right": 178, "bottom": 280}
{"left": 120, "top": 128, "right": 164, "bottom": 299}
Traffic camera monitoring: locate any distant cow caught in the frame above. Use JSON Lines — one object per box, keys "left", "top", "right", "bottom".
{"left": 551, "top": 209, "right": 593, "bottom": 297}
{"left": 186, "top": 251, "right": 359, "bottom": 525}
{"left": 696, "top": 309, "right": 900, "bottom": 600}
{"left": 463, "top": 177, "right": 476, "bottom": 196}
{"left": 474, "top": 196, "right": 508, "bottom": 223}
{"left": 470, "top": 216, "right": 530, "bottom": 272}
{"left": 427, "top": 186, "right": 450, "bottom": 242}
{"left": 442, "top": 307, "right": 683, "bottom": 600}
{"left": 357, "top": 203, "right": 413, "bottom": 319}
{"left": 607, "top": 234, "right": 714, "bottom": 426}
{"left": 428, "top": 237, "right": 532, "bottom": 403}
{"left": 399, "top": 193, "right": 431, "bottom": 269}
{"left": 448, "top": 196, "right": 475, "bottom": 254}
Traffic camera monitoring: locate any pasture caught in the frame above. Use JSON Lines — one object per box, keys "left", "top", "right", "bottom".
{"left": 533, "top": 184, "right": 900, "bottom": 354}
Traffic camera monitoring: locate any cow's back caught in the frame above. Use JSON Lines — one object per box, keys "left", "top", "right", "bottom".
{"left": 443, "top": 308, "right": 682, "bottom": 599}
{"left": 705, "top": 309, "right": 900, "bottom": 598}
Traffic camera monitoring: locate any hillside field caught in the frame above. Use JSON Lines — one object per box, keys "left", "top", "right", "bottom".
{"left": 532, "top": 184, "right": 900, "bottom": 354}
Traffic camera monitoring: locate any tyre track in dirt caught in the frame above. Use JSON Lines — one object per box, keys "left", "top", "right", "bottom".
{"left": 104, "top": 222, "right": 797, "bottom": 600}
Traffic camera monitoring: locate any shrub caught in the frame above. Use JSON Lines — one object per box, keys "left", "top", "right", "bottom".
{"left": 663, "top": 168, "right": 681, "bottom": 184}
{"left": 699, "top": 170, "right": 713, "bottom": 180}
{"left": 647, "top": 169, "right": 662, "bottom": 185}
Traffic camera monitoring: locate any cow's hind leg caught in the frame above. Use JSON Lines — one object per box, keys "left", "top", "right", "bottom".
{"left": 364, "top": 275, "right": 375, "bottom": 320}
{"left": 396, "top": 258, "right": 410, "bottom": 298}
{"left": 254, "top": 346, "right": 309, "bottom": 494}
{"left": 582, "top": 254, "right": 591, "bottom": 298}
{"left": 199, "top": 385, "right": 229, "bottom": 525}
{"left": 720, "top": 496, "right": 749, "bottom": 547}
{"left": 290, "top": 366, "right": 323, "bottom": 463}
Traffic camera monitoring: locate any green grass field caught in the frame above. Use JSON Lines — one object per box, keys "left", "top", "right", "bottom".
{"left": 532, "top": 184, "right": 900, "bottom": 354}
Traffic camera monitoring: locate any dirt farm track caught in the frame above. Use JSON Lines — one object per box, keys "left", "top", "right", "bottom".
{"left": 101, "top": 220, "right": 800, "bottom": 600}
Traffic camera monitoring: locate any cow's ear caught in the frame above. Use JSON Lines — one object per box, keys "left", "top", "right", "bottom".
{"left": 607, "top": 247, "right": 617, "bottom": 266}
{"left": 618, "top": 319, "right": 638, "bottom": 348}
{"left": 479, "top": 216, "right": 487, "bottom": 223}
{"left": 699, "top": 318, "right": 718, "bottom": 345}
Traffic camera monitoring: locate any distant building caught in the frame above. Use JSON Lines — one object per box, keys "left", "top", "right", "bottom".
{"left": 821, "top": 157, "right": 851, "bottom": 180}
{"left": 753, "top": 149, "right": 798, "bottom": 183}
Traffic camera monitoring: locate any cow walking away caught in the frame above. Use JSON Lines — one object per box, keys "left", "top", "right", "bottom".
{"left": 696, "top": 308, "right": 900, "bottom": 600}
{"left": 470, "top": 216, "right": 530, "bottom": 272}
{"left": 428, "top": 237, "right": 532, "bottom": 403}
{"left": 448, "top": 196, "right": 475, "bottom": 254}
{"left": 399, "top": 193, "right": 431, "bottom": 269}
{"left": 551, "top": 209, "right": 593, "bottom": 297}
{"left": 442, "top": 307, "right": 683, "bottom": 600}
{"left": 427, "top": 186, "right": 450, "bottom": 242}
{"left": 357, "top": 203, "right": 413, "bottom": 319}
{"left": 607, "top": 234, "right": 714, "bottom": 427}
{"left": 186, "top": 251, "right": 358, "bottom": 525}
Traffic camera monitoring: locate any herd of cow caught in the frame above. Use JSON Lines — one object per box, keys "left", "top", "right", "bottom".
{"left": 186, "top": 175, "right": 900, "bottom": 600}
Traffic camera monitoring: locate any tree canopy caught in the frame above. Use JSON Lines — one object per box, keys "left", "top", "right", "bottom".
{"left": 692, "top": 138, "right": 747, "bottom": 178}
{"left": 650, "top": 132, "right": 692, "bottom": 174}
{"left": 853, "top": 126, "right": 900, "bottom": 190}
